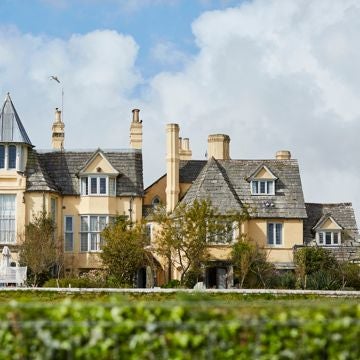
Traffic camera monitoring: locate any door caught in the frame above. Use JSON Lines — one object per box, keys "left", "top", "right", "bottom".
{"left": 216, "top": 268, "right": 227, "bottom": 289}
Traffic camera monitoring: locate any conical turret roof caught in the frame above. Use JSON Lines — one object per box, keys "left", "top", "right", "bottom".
{"left": 0, "top": 93, "right": 32, "bottom": 146}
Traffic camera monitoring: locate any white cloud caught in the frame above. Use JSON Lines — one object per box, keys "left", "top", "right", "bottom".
{"left": 1, "top": 0, "right": 360, "bottom": 221}
{"left": 150, "top": 41, "right": 189, "bottom": 67}
{"left": 141, "top": 0, "right": 360, "bottom": 220}
{"left": 0, "top": 28, "right": 141, "bottom": 150}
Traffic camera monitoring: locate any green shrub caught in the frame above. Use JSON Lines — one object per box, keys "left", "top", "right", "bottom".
{"left": 306, "top": 270, "right": 341, "bottom": 290}
{"left": 43, "top": 277, "right": 106, "bottom": 288}
{"left": 0, "top": 299, "right": 359, "bottom": 358}
{"left": 269, "top": 270, "right": 296, "bottom": 289}
{"left": 162, "top": 279, "right": 181, "bottom": 288}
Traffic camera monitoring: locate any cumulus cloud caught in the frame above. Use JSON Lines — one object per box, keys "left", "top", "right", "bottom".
{"left": 142, "top": 0, "right": 360, "bottom": 219}
{"left": 0, "top": 28, "right": 141, "bottom": 149}
{"left": 1, "top": 0, "right": 360, "bottom": 220}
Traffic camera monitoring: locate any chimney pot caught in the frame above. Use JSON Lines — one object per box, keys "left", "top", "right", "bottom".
{"left": 132, "top": 108, "right": 140, "bottom": 123}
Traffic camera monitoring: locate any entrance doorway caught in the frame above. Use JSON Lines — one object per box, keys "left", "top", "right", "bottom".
{"left": 136, "top": 267, "right": 147, "bottom": 288}
{"left": 205, "top": 267, "right": 228, "bottom": 289}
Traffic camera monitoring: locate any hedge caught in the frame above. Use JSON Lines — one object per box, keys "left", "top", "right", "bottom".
{"left": 0, "top": 299, "right": 359, "bottom": 359}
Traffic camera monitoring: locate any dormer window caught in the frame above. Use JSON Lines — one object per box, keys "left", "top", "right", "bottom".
{"left": 317, "top": 231, "right": 341, "bottom": 245}
{"left": 80, "top": 176, "right": 116, "bottom": 196}
{"left": 251, "top": 180, "right": 275, "bottom": 195}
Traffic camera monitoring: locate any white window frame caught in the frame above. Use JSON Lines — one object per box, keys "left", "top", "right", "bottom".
{"left": 80, "top": 176, "right": 116, "bottom": 196}
{"left": 317, "top": 230, "right": 341, "bottom": 246}
{"left": 0, "top": 194, "right": 16, "bottom": 244}
{"left": 80, "top": 215, "right": 113, "bottom": 252}
{"left": 251, "top": 180, "right": 275, "bottom": 195}
{"left": 64, "top": 216, "right": 74, "bottom": 252}
{"left": 267, "top": 222, "right": 283, "bottom": 246}
{"left": 0, "top": 144, "right": 21, "bottom": 170}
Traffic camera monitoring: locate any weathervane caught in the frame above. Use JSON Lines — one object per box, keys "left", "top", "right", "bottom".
{"left": 50, "top": 75, "right": 64, "bottom": 121}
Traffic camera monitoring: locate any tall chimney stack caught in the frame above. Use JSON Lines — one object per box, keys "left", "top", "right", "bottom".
{"left": 207, "top": 134, "right": 230, "bottom": 160}
{"left": 51, "top": 108, "right": 65, "bottom": 151}
{"left": 130, "top": 109, "right": 142, "bottom": 149}
{"left": 166, "top": 124, "right": 180, "bottom": 213}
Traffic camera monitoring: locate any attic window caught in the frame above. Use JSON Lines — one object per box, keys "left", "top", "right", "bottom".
{"left": 317, "top": 231, "right": 341, "bottom": 246}
{"left": 251, "top": 180, "right": 275, "bottom": 195}
{"left": 80, "top": 176, "right": 116, "bottom": 196}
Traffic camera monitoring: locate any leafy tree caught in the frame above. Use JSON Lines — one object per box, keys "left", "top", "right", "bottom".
{"left": 232, "top": 235, "right": 274, "bottom": 288}
{"left": 20, "top": 211, "right": 63, "bottom": 287}
{"left": 100, "top": 217, "right": 149, "bottom": 287}
{"left": 153, "top": 199, "right": 246, "bottom": 285}
{"left": 294, "top": 246, "right": 338, "bottom": 289}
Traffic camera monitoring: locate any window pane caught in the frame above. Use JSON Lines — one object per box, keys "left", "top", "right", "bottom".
{"left": 0, "top": 145, "right": 4, "bottom": 168}
{"left": 319, "top": 232, "right": 324, "bottom": 244}
{"left": 275, "top": 224, "right": 282, "bottom": 245}
{"left": 81, "top": 178, "right": 88, "bottom": 195}
{"left": 109, "top": 178, "right": 116, "bottom": 196}
{"left": 333, "top": 232, "right": 339, "bottom": 244}
{"left": 80, "top": 233, "right": 88, "bottom": 252}
{"left": 260, "top": 181, "right": 266, "bottom": 194}
{"left": 99, "top": 177, "right": 106, "bottom": 194}
{"left": 8, "top": 145, "right": 16, "bottom": 169}
{"left": 90, "top": 234, "right": 98, "bottom": 251}
{"left": 98, "top": 216, "right": 107, "bottom": 231}
{"left": 81, "top": 216, "right": 89, "bottom": 232}
{"left": 51, "top": 198, "right": 56, "bottom": 222}
{"left": 252, "top": 181, "right": 258, "bottom": 194}
{"left": 267, "top": 223, "right": 274, "bottom": 245}
{"left": 268, "top": 181, "right": 274, "bottom": 194}
{"left": 90, "top": 178, "right": 97, "bottom": 194}
{"left": 65, "top": 233, "right": 73, "bottom": 252}
{"left": 90, "top": 216, "right": 98, "bottom": 231}
{"left": 65, "top": 217, "right": 73, "bottom": 232}
{"left": 325, "top": 232, "right": 332, "bottom": 245}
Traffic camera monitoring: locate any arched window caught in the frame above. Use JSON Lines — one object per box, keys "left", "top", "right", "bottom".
{"left": 8, "top": 145, "right": 16, "bottom": 169}
{"left": 152, "top": 196, "right": 160, "bottom": 207}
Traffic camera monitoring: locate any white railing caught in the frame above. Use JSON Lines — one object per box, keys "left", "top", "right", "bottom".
{"left": 0, "top": 267, "right": 27, "bottom": 286}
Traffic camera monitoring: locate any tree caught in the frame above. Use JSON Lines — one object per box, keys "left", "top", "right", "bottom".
{"left": 153, "top": 199, "right": 244, "bottom": 285}
{"left": 20, "top": 211, "right": 63, "bottom": 287}
{"left": 294, "top": 246, "right": 338, "bottom": 289}
{"left": 100, "top": 217, "right": 149, "bottom": 287}
{"left": 231, "top": 235, "right": 274, "bottom": 288}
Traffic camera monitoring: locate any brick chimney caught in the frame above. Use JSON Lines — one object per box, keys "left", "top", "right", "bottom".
{"left": 179, "top": 137, "right": 192, "bottom": 160}
{"left": 275, "top": 150, "right": 291, "bottom": 160}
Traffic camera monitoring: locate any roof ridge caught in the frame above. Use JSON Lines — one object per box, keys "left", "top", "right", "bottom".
{"left": 212, "top": 158, "right": 243, "bottom": 208}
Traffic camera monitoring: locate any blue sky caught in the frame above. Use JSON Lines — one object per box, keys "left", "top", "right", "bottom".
{"left": 1, "top": 0, "right": 360, "bottom": 220}
{"left": 0, "top": 0, "right": 242, "bottom": 76}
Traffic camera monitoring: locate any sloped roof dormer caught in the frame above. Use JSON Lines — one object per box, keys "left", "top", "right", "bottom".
{"left": 312, "top": 214, "right": 343, "bottom": 231}
{"left": 78, "top": 149, "right": 119, "bottom": 176}
{"left": 248, "top": 164, "right": 278, "bottom": 181}
{"left": 0, "top": 93, "right": 32, "bottom": 146}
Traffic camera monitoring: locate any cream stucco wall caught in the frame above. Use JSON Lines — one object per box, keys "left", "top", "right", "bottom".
{"left": 318, "top": 218, "right": 341, "bottom": 230}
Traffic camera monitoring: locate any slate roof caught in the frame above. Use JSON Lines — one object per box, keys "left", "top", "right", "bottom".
{"left": 179, "top": 160, "right": 207, "bottom": 183}
{"left": 304, "top": 203, "right": 359, "bottom": 244}
{"left": 0, "top": 94, "right": 32, "bottom": 146}
{"left": 26, "top": 149, "right": 143, "bottom": 196}
{"left": 181, "top": 158, "right": 307, "bottom": 218}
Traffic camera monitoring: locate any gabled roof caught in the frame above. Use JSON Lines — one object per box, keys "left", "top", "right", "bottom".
{"left": 312, "top": 214, "right": 342, "bottom": 231}
{"left": 304, "top": 203, "right": 359, "bottom": 244}
{"left": 26, "top": 149, "right": 143, "bottom": 196}
{"left": 180, "top": 158, "right": 307, "bottom": 219}
{"left": 247, "top": 164, "right": 278, "bottom": 180}
{"left": 78, "top": 149, "right": 119, "bottom": 175}
{"left": 181, "top": 157, "right": 242, "bottom": 214}
{"left": 0, "top": 93, "right": 32, "bottom": 146}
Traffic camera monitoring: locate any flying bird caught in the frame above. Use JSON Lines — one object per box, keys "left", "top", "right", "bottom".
{"left": 49, "top": 76, "right": 60, "bottom": 83}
